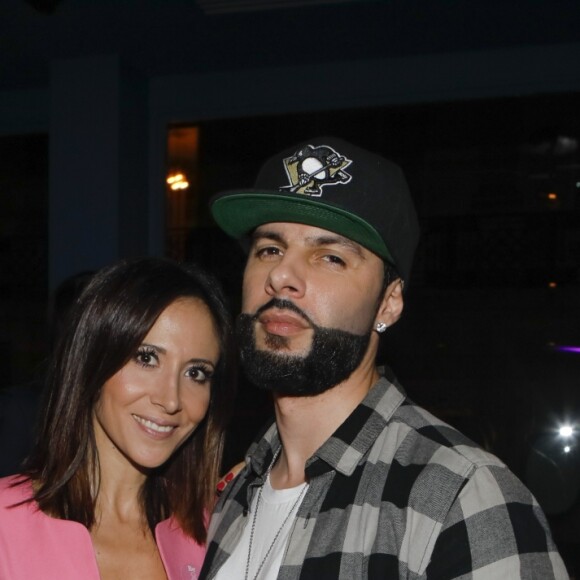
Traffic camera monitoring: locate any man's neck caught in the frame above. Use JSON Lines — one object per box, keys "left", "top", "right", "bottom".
{"left": 269, "top": 361, "right": 380, "bottom": 490}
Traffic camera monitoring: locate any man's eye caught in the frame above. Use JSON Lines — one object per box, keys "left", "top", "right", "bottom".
{"left": 255, "top": 246, "right": 281, "bottom": 258}
{"left": 324, "top": 254, "right": 346, "bottom": 267}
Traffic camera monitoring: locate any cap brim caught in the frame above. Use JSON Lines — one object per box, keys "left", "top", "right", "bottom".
{"left": 211, "top": 191, "right": 394, "bottom": 263}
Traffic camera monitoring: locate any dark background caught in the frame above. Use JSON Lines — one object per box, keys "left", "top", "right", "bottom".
{"left": 1, "top": 0, "right": 579, "bottom": 574}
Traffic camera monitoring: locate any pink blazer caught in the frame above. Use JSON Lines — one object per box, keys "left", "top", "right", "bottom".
{"left": 0, "top": 475, "right": 205, "bottom": 579}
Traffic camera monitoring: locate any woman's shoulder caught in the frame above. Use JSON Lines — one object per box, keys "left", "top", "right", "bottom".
{"left": 0, "top": 476, "right": 100, "bottom": 579}
{"left": 0, "top": 475, "right": 40, "bottom": 533}
{"left": 0, "top": 474, "right": 33, "bottom": 507}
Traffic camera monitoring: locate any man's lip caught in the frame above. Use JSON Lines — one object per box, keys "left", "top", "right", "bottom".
{"left": 257, "top": 310, "right": 311, "bottom": 335}
{"left": 258, "top": 310, "right": 310, "bottom": 328}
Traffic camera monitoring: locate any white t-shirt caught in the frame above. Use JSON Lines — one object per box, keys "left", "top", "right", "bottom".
{"left": 215, "top": 475, "right": 308, "bottom": 580}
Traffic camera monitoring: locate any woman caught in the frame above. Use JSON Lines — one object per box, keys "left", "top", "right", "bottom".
{"left": 0, "top": 257, "right": 235, "bottom": 579}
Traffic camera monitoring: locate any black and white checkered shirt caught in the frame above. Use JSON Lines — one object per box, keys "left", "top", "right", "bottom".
{"left": 201, "top": 377, "right": 568, "bottom": 579}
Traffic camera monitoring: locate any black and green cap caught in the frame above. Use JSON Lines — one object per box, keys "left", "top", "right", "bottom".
{"left": 210, "top": 136, "right": 420, "bottom": 283}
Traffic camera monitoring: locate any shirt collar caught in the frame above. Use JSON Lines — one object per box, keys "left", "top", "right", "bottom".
{"left": 246, "top": 374, "right": 407, "bottom": 479}
{"left": 307, "top": 376, "right": 406, "bottom": 477}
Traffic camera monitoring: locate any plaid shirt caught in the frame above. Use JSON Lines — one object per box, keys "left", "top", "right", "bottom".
{"left": 201, "top": 377, "right": 568, "bottom": 579}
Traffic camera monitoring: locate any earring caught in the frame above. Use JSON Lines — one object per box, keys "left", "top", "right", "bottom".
{"left": 375, "top": 322, "right": 388, "bottom": 334}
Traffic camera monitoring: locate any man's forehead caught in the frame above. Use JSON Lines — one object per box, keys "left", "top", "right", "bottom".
{"left": 252, "top": 222, "right": 371, "bottom": 257}
{"left": 254, "top": 222, "right": 352, "bottom": 242}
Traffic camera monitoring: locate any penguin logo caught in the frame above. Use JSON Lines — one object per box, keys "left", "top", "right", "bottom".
{"left": 281, "top": 144, "right": 352, "bottom": 196}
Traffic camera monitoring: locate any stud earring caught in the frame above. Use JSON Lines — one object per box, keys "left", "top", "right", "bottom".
{"left": 375, "top": 322, "right": 388, "bottom": 334}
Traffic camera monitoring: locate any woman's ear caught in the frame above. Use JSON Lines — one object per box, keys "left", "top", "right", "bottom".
{"left": 374, "top": 279, "right": 404, "bottom": 331}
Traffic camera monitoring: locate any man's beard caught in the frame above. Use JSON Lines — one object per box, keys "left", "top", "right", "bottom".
{"left": 236, "top": 299, "right": 372, "bottom": 396}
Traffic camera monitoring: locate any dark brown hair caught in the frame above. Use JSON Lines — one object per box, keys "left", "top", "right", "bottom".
{"left": 21, "top": 257, "right": 235, "bottom": 543}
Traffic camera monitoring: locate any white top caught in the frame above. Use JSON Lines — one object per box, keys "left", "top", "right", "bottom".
{"left": 215, "top": 475, "right": 308, "bottom": 580}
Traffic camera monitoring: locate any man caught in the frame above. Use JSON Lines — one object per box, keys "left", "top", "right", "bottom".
{"left": 201, "top": 137, "right": 567, "bottom": 579}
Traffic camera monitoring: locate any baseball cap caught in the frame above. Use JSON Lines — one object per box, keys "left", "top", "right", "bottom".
{"left": 210, "top": 136, "right": 420, "bottom": 283}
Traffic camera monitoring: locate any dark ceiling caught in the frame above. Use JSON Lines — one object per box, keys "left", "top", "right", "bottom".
{"left": 2, "top": 0, "right": 580, "bottom": 91}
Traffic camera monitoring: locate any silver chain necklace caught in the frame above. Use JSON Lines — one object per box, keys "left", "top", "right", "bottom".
{"left": 244, "top": 447, "right": 308, "bottom": 580}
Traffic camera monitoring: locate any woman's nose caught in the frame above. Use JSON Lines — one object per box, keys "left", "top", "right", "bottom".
{"left": 150, "top": 372, "right": 182, "bottom": 414}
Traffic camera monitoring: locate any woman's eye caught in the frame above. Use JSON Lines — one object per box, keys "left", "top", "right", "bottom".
{"left": 186, "top": 366, "right": 213, "bottom": 384}
{"left": 135, "top": 349, "right": 158, "bottom": 367}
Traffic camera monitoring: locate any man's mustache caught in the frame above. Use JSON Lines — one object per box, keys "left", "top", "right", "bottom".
{"left": 251, "top": 298, "right": 314, "bottom": 327}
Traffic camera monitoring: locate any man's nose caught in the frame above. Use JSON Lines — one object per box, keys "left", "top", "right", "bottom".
{"left": 265, "top": 254, "right": 306, "bottom": 299}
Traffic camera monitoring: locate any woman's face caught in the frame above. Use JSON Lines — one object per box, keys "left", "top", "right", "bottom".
{"left": 93, "top": 297, "right": 220, "bottom": 471}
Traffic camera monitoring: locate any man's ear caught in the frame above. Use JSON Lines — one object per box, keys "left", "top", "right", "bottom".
{"left": 374, "top": 279, "right": 404, "bottom": 329}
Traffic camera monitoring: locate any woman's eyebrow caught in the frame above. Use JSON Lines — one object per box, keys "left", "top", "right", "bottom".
{"left": 140, "top": 342, "right": 166, "bottom": 355}
{"left": 188, "top": 358, "right": 217, "bottom": 368}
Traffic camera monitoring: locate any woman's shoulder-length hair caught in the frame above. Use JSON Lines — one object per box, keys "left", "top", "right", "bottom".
{"left": 22, "top": 257, "right": 236, "bottom": 544}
